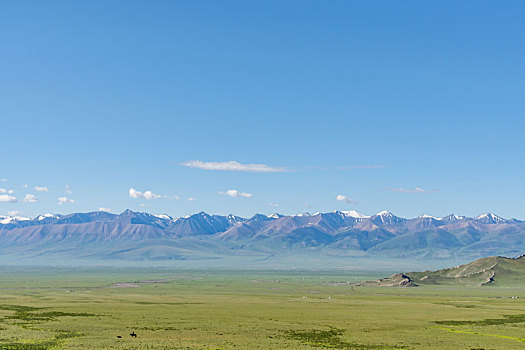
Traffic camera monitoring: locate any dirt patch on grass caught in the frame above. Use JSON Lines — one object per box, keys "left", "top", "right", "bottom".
{"left": 107, "top": 278, "right": 172, "bottom": 289}
{"left": 435, "top": 314, "right": 525, "bottom": 326}
{"left": 108, "top": 282, "right": 140, "bottom": 288}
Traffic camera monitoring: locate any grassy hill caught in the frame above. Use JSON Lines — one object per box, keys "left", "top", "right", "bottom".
{"left": 357, "top": 255, "right": 525, "bottom": 287}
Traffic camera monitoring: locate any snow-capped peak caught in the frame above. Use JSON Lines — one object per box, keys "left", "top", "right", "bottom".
{"left": 418, "top": 214, "right": 442, "bottom": 220}
{"left": 227, "top": 214, "right": 244, "bottom": 224}
{"left": 268, "top": 213, "right": 283, "bottom": 219}
{"left": 372, "top": 210, "right": 406, "bottom": 224}
{"left": 475, "top": 213, "right": 506, "bottom": 223}
{"left": 153, "top": 214, "right": 172, "bottom": 220}
{"left": 443, "top": 214, "right": 465, "bottom": 221}
{"left": 37, "top": 213, "right": 58, "bottom": 221}
{"left": 476, "top": 213, "right": 497, "bottom": 219}
{"left": 295, "top": 212, "right": 311, "bottom": 217}
{"left": 337, "top": 210, "right": 370, "bottom": 219}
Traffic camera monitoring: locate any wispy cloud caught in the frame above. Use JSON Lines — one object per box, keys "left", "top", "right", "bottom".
{"left": 34, "top": 186, "right": 49, "bottom": 192}
{"left": 187, "top": 197, "right": 196, "bottom": 201}
{"left": 387, "top": 187, "right": 439, "bottom": 194}
{"left": 57, "top": 196, "right": 75, "bottom": 205}
{"left": 98, "top": 207, "right": 112, "bottom": 212}
{"left": 268, "top": 203, "right": 279, "bottom": 208}
{"left": 334, "top": 165, "right": 387, "bottom": 171}
{"left": 336, "top": 194, "right": 356, "bottom": 204}
{"left": 0, "top": 179, "right": 7, "bottom": 182}
{"left": 181, "top": 160, "right": 287, "bottom": 173}
{"left": 0, "top": 188, "right": 14, "bottom": 194}
{"left": 23, "top": 194, "right": 38, "bottom": 203}
{"left": 163, "top": 194, "right": 180, "bottom": 200}
{"left": 65, "top": 185, "right": 72, "bottom": 194}
{"left": 0, "top": 195, "right": 17, "bottom": 203}
{"left": 218, "top": 189, "right": 253, "bottom": 198}
{"left": 353, "top": 165, "right": 387, "bottom": 169}
{"left": 129, "top": 188, "right": 161, "bottom": 200}
{"left": 8, "top": 211, "right": 21, "bottom": 216}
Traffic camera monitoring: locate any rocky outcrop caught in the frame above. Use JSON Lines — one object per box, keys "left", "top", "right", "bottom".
{"left": 356, "top": 273, "right": 416, "bottom": 287}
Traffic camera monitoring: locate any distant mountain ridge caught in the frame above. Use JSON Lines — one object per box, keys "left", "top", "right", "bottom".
{"left": 0, "top": 210, "right": 523, "bottom": 262}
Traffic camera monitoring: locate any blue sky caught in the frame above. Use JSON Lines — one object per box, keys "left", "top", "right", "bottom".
{"left": 1, "top": 1, "right": 524, "bottom": 219}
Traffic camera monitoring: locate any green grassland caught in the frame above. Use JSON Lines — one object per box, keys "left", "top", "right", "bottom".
{"left": 0, "top": 267, "right": 524, "bottom": 349}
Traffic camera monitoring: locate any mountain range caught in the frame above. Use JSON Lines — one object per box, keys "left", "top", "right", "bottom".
{"left": 0, "top": 210, "right": 523, "bottom": 265}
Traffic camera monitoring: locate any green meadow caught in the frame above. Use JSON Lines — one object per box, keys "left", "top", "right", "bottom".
{"left": 0, "top": 267, "right": 524, "bottom": 349}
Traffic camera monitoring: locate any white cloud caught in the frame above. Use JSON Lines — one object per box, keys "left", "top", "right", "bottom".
{"left": 8, "top": 211, "right": 21, "bottom": 216}
{"left": 181, "top": 160, "right": 287, "bottom": 173}
{"left": 143, "top": 191, "right": 161, "bottom": 200}
{"left": 34, "top": 186, "right": 49, "bottom": 192}
{"left": 23, "top": 194, "right": 38, "bottom": 203}
{"left": 140, "top": 203, "right": 147, "bottom": 207}
{"left": 268, "top": 203, "right": 279, "bottom": 208}
{"left": 0, "top": 195, "right": 17, "bottom": 203}
{"left": 22, "top": 184, "right": 28, "bottom": 188}
{"left": 336, "top": 194, "right": 356, "bottom": 204}
{"left": 129, "top": 188, "right": 161, "bottom": 200}
{"left": 129, "top": 188, "right": 142, "bottom": 199}
{"left": 98, "top": 207, "right": 112, "bottom": 212}
{"left": 387, "top": 187, "right": 439, "bottom": 194}
{"left": 0, "top": 179, "right": 6, "bottom": 182}
{"left": 57, "top": 196, "right": 75, "bottom": 205}
{"left": 187, "top": 197, "right": 196, "bottom": 201}
{"left": 219, "top": 189, "right": 253, "bottom": 198}
{"left": 65, "top": 185, "right": 72, "bottom": 194}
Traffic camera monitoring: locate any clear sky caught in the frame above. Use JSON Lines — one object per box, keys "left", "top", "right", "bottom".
{"left": 1, "top": 1, "right": 524, "bottom": 219}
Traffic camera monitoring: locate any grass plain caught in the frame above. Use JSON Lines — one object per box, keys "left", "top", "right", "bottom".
{"left": 0, "top": 267, "right": 524, "bottom": 349}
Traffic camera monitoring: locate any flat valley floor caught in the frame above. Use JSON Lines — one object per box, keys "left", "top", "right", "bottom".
{"left": 0, "top": 267, "right": 524, "bottom": 349}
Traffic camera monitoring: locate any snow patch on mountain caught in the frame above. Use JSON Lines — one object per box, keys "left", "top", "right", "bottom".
{"left": 153, "top": 214, "right": 172, "bottom": 220}
{"left": 0, "top": 216, "right": 30, "bottom": 225}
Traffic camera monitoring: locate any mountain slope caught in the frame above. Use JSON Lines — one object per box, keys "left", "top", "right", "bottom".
{"left": 357, "top": 255, "right": 525, "bottom": 287}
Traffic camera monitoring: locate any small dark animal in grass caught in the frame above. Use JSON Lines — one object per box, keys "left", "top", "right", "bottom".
{"left": 130, "top": 331, "right": 137, "bottom": 338}
{"left": 117, "top": 336, "right": 122, "bottom": 339}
